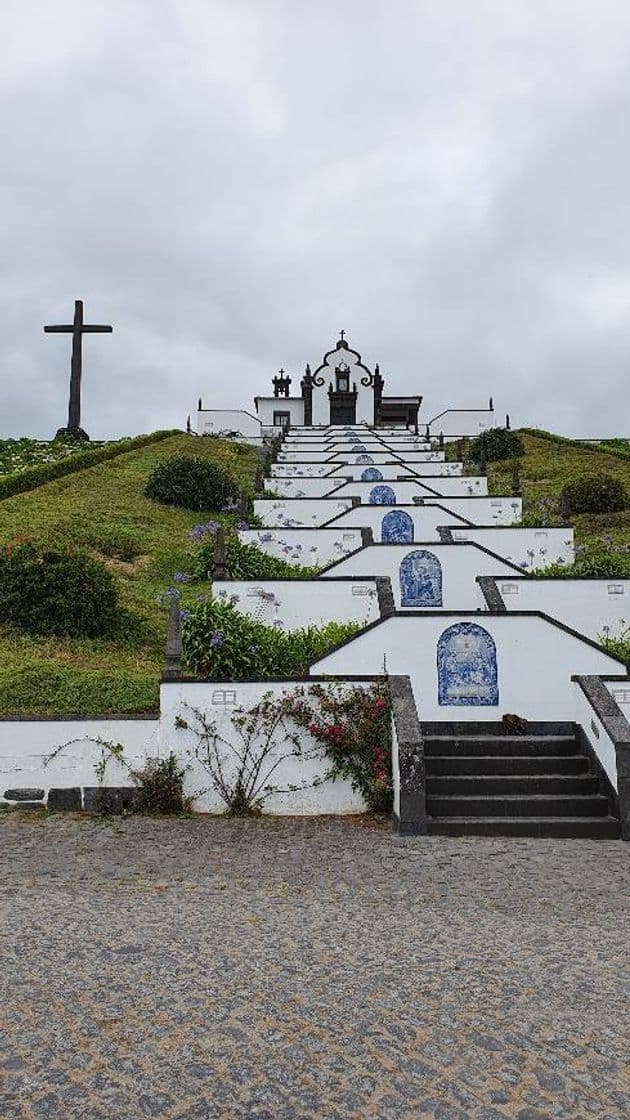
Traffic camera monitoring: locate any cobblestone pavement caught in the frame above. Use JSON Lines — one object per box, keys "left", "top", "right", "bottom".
{"left": 1, "top": 813, "right": 629, "bottom": 1120}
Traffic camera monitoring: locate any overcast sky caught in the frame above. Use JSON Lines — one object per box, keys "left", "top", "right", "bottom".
{"left": 2, "top": 0, "right": 630, "bottom": 439}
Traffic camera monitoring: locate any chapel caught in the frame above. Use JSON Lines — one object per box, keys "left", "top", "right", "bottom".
{"left": 253, "top": 333, "right": 422, "bottom": 430}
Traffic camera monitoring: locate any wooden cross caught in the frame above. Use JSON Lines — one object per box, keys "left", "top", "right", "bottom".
{"left": 44, "top": 299, "right": 112, "bottom": 437}
{"left": 339, "top": 329, "right": 346, "bottom": 341}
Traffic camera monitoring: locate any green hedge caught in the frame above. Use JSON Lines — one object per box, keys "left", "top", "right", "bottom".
{"left": 0, "top": 430, "right": 181, "bottom": 503}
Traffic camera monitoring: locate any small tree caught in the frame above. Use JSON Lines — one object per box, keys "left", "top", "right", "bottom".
{"left": 470, "top": 429, "right": 524, "bottom": 462}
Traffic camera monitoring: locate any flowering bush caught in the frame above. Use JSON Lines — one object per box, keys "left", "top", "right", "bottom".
{"left": 193, "top": 529, "right": 319, "bottom": 580}
{"left": 0, "top": 541, "right": 119, "bottom": 637}
{"left": 0, "top": 436, "right": 86, "bottom": 476}
{"left": 182, "top": 596, "right": 358, "bottom": 678}
{"left": 283, "top": 683, "right": 393, "bottom": 811}
{"left": 145, "top": 455, "right": 245, "bottom": 513}
{"left": 176, "top": 683, "right": 392, "bottom": 815}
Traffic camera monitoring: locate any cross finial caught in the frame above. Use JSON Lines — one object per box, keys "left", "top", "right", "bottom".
{"left": 339, "top": 329, "right": 345, "bottom": 341}
{"left": 279, "top": 367, "right": 285, "bottom": 374}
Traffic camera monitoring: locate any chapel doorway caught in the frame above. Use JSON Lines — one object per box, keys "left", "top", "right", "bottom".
{"left": 330, "top": 401, "right": 357, "bottom": 425}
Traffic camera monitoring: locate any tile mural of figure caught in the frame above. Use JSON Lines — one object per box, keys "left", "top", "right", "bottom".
{"left": 369, "top": 484, "right": 397, "bottom": 505}
{"left": 356, "top": 454, "right": 374, "bottom": 463}
{"left": 437, "top": 622, "right": 499, "bottom": 706}
{"left": 361, "top": 467, "right": 383, "bottom": 482}
{"left": 381, "top": 509, "right": 414, "bottom": 543}
{"left": 400, "top": 550, "right": 442, "bottom": 606}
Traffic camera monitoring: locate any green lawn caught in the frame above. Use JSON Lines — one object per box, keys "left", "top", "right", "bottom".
{"left": 0, "top": 434, "right": 258, "bottom": 716}
{"left": 489, "top": 431, "right": 630, "bottom": 551}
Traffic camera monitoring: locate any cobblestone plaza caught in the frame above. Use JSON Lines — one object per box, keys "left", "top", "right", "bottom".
{"left": 2, "top": 813, "right": 629, "bottom": 1119}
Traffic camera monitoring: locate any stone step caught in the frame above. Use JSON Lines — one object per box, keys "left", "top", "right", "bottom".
{"left": 427, "top": 816, "right": 621, "bottom": 839}
{"left": 424, "top": 736, "right": 578, "bottom": 757}
{"left": 427, "top": 754, "right": 589, "bottom": 776}
{"left": 426, "top": 774, "right": 600, "bottom": 796}
{"left": 426, "top": 794, "right": 610, "bottom": 818}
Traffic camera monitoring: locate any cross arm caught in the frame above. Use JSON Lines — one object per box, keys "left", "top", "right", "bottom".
{"left": 81, "top": 325, "right": 113, "bottom": 333}
{"left": 43, "top": 325, "right": 74, "bottom": 332}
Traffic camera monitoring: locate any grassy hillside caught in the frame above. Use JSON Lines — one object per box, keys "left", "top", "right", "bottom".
{"left": 0, "top": 434, "right": 258, "bottom": 716}
{"left": 490, "top": 431, "right": 630, "bottom": 552}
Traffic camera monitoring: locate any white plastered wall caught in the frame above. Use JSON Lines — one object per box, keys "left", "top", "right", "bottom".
{"left": 255, "top": 398, "right": 305, "bottom": 426}
{"left": 425, "top": 496, "right": 522, "bottom": 524}
{"left": 495, "top": 579, "right": 630, "bottom": 642}
{"left": 212, "top": 579, "right": 381, "bottom": 629}
{"left": 198, "top": 410, "right": 261, "bottom": 437}
{"left": 310, "top": 615, "right": 622, "bottom": 723}
{"left": 573, "top": 683, "right": 619, "bottom": 789}
{"left": 265, "top": 477, "right": 351, "bottom": 499}
{"left": 606, "top": 680, "right": 630, "bottom": 723}
{"left": 448, "top": 527, "right": 574, "bottom": 570}
{"left": 0, "top": 719, "right": 159, "bottom": 803}
{"left": 323, "top": 504, "right": 472, "bottom": 540}
{"left": 321, "top": 544, "right": 520, "bottom": 609}
{"left": 253, "top": 497, "right": 356, "bottom": 527}
{"left": 427, "top": 409, "right": 495, "bottom": 437}
{"left": 271, "top": 464, "right": 336, "bottom": 478}
{"left": 238, "top": 528, "right": 364, "bottom": 567}
{"left": 330, "top": 478, "right": 488, "bottom": 503}
{"left": 159, "top": 680, "right": 371, "bottom": 814}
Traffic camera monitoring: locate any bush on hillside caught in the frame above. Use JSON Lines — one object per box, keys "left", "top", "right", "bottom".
{"left": 559, "top": 474, "right": 627, "bottom": 515}
{"left": 0, "top": 542, "right": 119, "bottom": 638}
{"left": 182, "top": 597, "right": 357, "bottom": 678}
{"left": 470, "top": 428, "right": 524, "bottom": 462}
{"left": 145, "top": 455, "right": 244, "bottom": 513}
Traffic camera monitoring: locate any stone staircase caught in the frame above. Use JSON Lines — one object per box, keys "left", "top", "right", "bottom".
{"left": 423, "top": 722, "right": 620, "bottom": 838}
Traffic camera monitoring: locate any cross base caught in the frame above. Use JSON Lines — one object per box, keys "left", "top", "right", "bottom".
{"left": 54, "top": 426, "right": 90, "bottom": 443}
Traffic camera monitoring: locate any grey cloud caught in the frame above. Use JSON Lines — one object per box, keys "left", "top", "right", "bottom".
{"left": 2, "top": 0, "right": 630, "bottom": 438}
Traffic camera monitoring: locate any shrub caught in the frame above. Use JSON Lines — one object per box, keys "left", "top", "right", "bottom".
{"left": 145, "top": 455, "right": 244, "bottom": 513}
{"left": 132, "top": 753, "right": 190, "bottom": 814}
{"left": 559, "top": 474, "right": 627, "bottom": 515}
{"left": 470, "top": 428, "right": 523, "bottom": 462}
{"left": 193, "top": 532, "right": 319, "bottom": 580}
{"left": 182, "top": 597, "right": 357, "bottom": 678}
{"left": 0, "top": 542, "right": 119, "bottom": 637}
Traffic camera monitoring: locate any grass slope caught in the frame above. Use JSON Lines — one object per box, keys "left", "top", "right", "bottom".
{"left": 489, "top": 431, "right": 630, "bottom": 552}
{"left": 0, "top": 434, "right": 258, "bottom": 716}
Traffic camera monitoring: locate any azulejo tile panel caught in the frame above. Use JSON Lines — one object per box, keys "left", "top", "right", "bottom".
{"left": 400, "top": 550, "right": 443, "bottom": 606}
{"left": 369, "top": 484, "right": 397, "bottom": 505}
{"left": 381, "top": 510, "right": 414, "bottom": 543}
{"left": 437, "top": 622, "right": 499, "bottom": 706}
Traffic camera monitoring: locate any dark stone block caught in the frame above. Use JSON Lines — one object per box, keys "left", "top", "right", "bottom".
{"left": 4, "top": 788, "right": 45, "bottom": 801}
{"left": 47, "top": 788, "right": 82, "bottom": 811}
{"left": 83, "top": 786, "right": 136, "bottom": 814}
{"left": 4, "top": 801, "right": 45, "bottom": 810}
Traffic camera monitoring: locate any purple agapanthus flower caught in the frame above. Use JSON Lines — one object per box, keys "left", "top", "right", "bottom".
{"left": 173, "top": 571, "right": 192, "bottom": 583}
{"left": 235, "top": 520, "right": 249, "bottom": 531}
{"left": 210, "top": 632, "right": 224, "bottom": 648}
{"left": 180, "top": 608, "right": 191, "bottom": 621}
{"left": 190, "top": 520, "right": 220, "bottom": 542}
